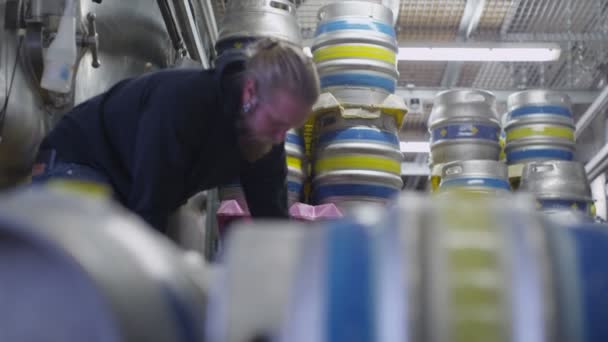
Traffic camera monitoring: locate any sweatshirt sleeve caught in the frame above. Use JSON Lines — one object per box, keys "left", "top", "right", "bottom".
{"left": 240, "top": 144, "right": 289, "bottom": 218}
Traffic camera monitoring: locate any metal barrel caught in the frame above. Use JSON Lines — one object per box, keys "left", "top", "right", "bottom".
{"left": 438, "top": 160, "right": 510, "bottom": 194}
{"left": 0, "top": 186, "right": 208, "bottom": 342}
{"left": 286, "top": 129, "right": 307, "bottom": 206}
{"left": 312, "top": 1, "right": 398, "bottom": 95}
{"left": 428, "top": 89, "right": 502, "bottom": 166}
{"left": 519, "top": 160, "right": 594, "bottom": 215}
{"left": 311, "top": 110, "right": 403, "bottom": 209}
{"left": 216, "top": 0, "right": 302, "bottom": 54}
{"left": 505, "top": 90, "right": 575, "bottom": 164}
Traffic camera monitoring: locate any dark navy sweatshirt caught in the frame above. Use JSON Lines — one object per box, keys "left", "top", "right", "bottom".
{"left": 40, "top": 68, "right": 288, "bottom": 232}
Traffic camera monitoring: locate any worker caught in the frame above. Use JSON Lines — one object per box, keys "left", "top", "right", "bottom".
{"left": 31, "top": 38, "right": 320, "bottom": 232}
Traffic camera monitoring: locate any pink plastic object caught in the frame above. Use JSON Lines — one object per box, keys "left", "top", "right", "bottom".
{"left": 216, "top": 200, "right": 251, "bottom": 237}
{"left": 289, "top": 202, "right": 343, "bottom": 221}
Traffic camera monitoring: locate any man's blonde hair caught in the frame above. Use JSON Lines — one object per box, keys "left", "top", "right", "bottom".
{"left": 245, "top": 38, "right": 320, "bottom": 106}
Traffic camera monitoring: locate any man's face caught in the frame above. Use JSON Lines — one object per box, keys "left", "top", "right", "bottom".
{"left": 241, "top": 88, "right": 311, "bottom": 145}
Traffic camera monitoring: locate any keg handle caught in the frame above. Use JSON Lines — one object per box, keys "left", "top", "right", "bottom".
{"left": 531, "top": 163, "right": 555, "bottom": 174}
{"left": 444, "top": 164, "right": 463, "bottom": 176}
{"left": 465, "top": 92, "right": 490, "bottom": 103}
{"left": 269, "top": 0, "right": 295, "bottom": 14}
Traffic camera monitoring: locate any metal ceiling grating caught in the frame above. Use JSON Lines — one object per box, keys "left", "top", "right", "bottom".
{"left": 505, "top": 0, "right": 602, "bottom": 34}
{"left": 456, "top": 62, "right": 483, "bottom": 87}
{"left": 398, "top": 62, "right": 448, "bottom": 86}
{"left": 396, "top": 0, "right": 466, "bottom": 41}
{"left": 473, "top": 0, "right": 512, "bottom": 39}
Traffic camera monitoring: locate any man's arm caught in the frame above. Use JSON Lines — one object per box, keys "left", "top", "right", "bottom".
{"left": 240, "top": 144, "right": 289, "bottom": 218}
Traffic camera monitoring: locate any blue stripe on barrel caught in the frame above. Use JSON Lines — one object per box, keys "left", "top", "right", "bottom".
{"left": 313, "top": 184, "right": 399, "bottom": 203}
{"left": 320, "top": 74, "right": 396, "bottom": 93}
{"left": 315, "top": 18, "right": 396, "bottom": 38}
{"left": 286, "top": 132, "right": 305, "bottom": 147}
{"left": 431, "top": 124, "right": 500, "bottom": 143}
{"left": 568, "top": 227, "right": 608, "bottom": 342}
{"left": 440, "top": 177, "right": 511, "bottom": 190}
{"left": 538, "top": 200, "right": 590, "bottom": 212}
{"left": 318, "top": 128, "right": 400, "bottom": 147}
{"left": 288, "top": 181, "right": 302, "bottom": 194}
{"left": 506, "top": 148, "right": 574, "bottom": 163}
{"left": 510, "top": 105, "right": 573, "bottom": 118}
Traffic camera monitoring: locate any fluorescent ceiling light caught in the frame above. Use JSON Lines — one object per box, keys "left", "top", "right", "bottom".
{"left": 397, "top": 43, "right": 561, "bottom": 62}
{"left": 400, "top": 141, "right": 430, "bottom": 153}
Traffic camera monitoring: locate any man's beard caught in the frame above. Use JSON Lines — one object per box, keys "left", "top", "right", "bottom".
{"left": 237, "top": 119, "right": 273, "bottom": 162}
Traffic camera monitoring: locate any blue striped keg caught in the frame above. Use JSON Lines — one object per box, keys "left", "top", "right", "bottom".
{"left": 0, "top": 186, "right": 207, "bottom": 342}
{"left": 505, "top": 90, "right": 575, "bottom": 164}
{"left": 312, "top": 1, "right": 398, "bottom": 94}
{"left": 438, "top": 160, "right": 510, "bottom": 194}
{"left": 519, "top": 160, "right": 594, "bottom": 216}
{"left": 311, "top": 110, "right": 403, "bottom": 209}
{"left": 428, "top": 89, "right": 502, "bottom": 166}
{"left": 285, "top": 129, "right": 306, "bottom": 206}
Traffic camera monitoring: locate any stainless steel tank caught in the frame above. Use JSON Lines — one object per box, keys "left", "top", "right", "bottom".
{"left": 504, "top": 90, "right": 575, "bottom": 165}
{"left": 0, "top": 1, "right": 46, "bottom": 189}
{"left": 215, "top": 0, "right": 302, "bottom": 54}
{"left": 438, "top": 160, "right": 510, "bottom": 194}
{"left": 76, "top": 0, "right": 173, "bottom": 105}
{"left": 519, "top": 160, "right": 594, "bottom": 216}
{"left": 428, "top": 89, "right": 501, "bottom": 166}
{"left": 312, "top": 1, "right": 398, "bottom": 94}
{"left": 0, "top": 186, "right": 208, "bottom": 341}
{"left": 311, "top": 109, "right": 403, "bottom": 209}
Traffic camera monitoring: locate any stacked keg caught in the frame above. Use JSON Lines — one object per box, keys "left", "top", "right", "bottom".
{"left": 504, "top": 90, "right": 576, "bottom": 188}
{"left": 215, "top": 0, "right": 308, "bottom": 208}
{"left": 427, "top": 89, "right": 505, "bottom": 193}
{"left": 309, "top": 1, "right": 408, "bottom": 210}
{"left": 519, "top": 160, "right": 595, "bottom": 219}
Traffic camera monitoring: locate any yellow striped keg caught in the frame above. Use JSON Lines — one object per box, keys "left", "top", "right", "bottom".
{"left": 312, "top": 1, "right": 398, "bottom": 94}
{"left": 428, "top": 89, "right": 501, "bottom": 166}
{"left": 505, "top": 90, "right": 575, "bottom": 164}
{"left": 285, "top": 129, "right": 307, "bottom": 206}
{"left": 311, "top": 110, "right": 403, "bottom": 209}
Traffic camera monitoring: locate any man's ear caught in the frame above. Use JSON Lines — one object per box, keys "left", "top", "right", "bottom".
{"left": 242, "top": 78, "right": 256, "bottom": 104}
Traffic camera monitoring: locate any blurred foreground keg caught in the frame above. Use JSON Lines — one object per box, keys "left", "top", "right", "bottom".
{"left": 310, "top": 93, "right": 406, "bottom": 209}
{"left": 312, "top": 1, "right": 398, "bottom": 94}
{"left": 209, "top": 192, "right": 608, "bottom": 341}
{"left": 428, "top": 89, "right": 501, "bottom": 166}
{"left": 504, "top": 90, "right": 575, "bottom": 165}
{"left": 519, "top": 160, "right": 594, "bottom": 217}
{"left": 438, "top": 159, "right": 510, "bottom": 194}
{"left": 0, "top": 186, "right": 208, "bottom": 342}
{"left": 215, "top": 0, "right": 302, "bottom": 55}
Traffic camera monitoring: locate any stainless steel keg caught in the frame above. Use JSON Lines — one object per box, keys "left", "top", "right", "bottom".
{"left": 0, "top": 186, "right": 208, "bottom": 342}
{"left": 519, "top": 160, "right": 594, "bottom": 215}
{"left": 439, "top": 160, "right": 510, "bottom": 193}
{"left": 428, "top": 89, "right": 501, "bottom": 165}
{"left": 286, "top": 129, "right": 307, "bottom": 206}
{"left": 311, "top": 110, "right": 403, "bottom": 208}
{"left": 312, "top": 1, "right": 398, "bottom": 94}
{"left": 216, "top": 0, "right": 302, "bottom": 53}
{"left": 505, "top": 90, "right": 575, "bottom": 165}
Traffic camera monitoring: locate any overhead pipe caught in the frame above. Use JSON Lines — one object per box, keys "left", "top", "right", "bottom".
{"left": 172, "top": 0, "right": 208, "bottom": 67}
{"left": 575, "top": 85, "right": 608, "bottom": 140}
{"left": 156, "top": 0, "right": 188, "bottom": 58}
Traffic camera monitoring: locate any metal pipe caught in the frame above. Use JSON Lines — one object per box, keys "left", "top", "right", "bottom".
{"left": 584, "top": 143, "right": 608, "bottom": 181}
{"left": 156, "top": 0, "right": 187, "bottom": 56}
{"left": 172, "top": 0, "right": 207, "bottom": 66}
{"left": 575, "top": 85, "right": 608, "bottom": 140}
{"left": 193, "top": 0, "right": 218, "bottom": 45}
